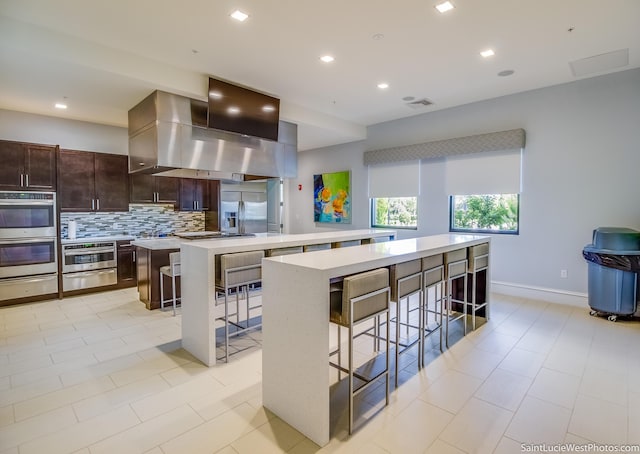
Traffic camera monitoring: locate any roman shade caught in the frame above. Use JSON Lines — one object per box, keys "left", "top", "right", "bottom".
{"left": 363, "top": 128, "right": 525, "bottom": 165}
{"left": 368, "top": 160, "right": 420, "bottom": 198}
{"left": 445, "top": 149, "right": 523, "bottom": 195}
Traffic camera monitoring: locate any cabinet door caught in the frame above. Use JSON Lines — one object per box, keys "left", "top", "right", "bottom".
{"left": 130, "top": 173, "right": 156, "bottom": 203}
{"left": 199, "top": 180, "right": 211, "bottom": 211}
{"left": 155, "top": 177, "right": 179, "bottom": 205}
{"left": 117, "top": 241, "right": 137, "bottom": 287}
{"left": 58, "top": 150, "right": 95, "bottom": 212}
{"left": 24, "top": 145, "right": 56, "bottom": 190}
{"left": 94, "top": 153, "right": 129, "bottom": 211}
{"left": 0, "top": 140, "right": 24, "bottom": 190}
{"left": 178, "top": 178, "right": 197, "bottom": 211}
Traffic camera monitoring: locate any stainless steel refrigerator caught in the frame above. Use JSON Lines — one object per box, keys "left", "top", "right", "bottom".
{"left": 220, "top": 182, "right": 268, "bottom": 234}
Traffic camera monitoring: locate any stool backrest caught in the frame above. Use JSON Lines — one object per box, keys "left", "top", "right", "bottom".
{"left": 218, "top": 250, "right": 264, "bottom": 287}
{"left": 169, "top": 252, "right": 181, "bottom": 276}
{"left": 266, "top": 246, "right": 303, "bottom": 257}
{"left": 341, "top": 268, "right": 389, "bottom": 324}
{"left": 468, "top": 243, "right": 489, "bottom": 272}
{"left": 390, "top": 259, "right": 421, "bottom": 301}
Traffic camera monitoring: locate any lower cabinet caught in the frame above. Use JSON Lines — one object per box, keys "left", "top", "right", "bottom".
{"left": 117, "top": 241, "right": 137, "bottom": 288}
{"left": 135, "top": 247, "right": 180, "bottom": 310}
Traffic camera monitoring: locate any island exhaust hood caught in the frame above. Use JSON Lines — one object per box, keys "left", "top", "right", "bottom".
{"left": 128, "top": 90, "right": 297, "bottom": 180}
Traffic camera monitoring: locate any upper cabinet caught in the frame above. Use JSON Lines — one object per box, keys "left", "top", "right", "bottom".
{"left": 130, "top": 174, "right": 179, "bottom": 206}
{"left": 58, "top": 150, "right": 129, "bottom": 212}
{"left": 178, "top": 178, "right": 211, "bottom": 211}
{"left": 0, "top": 140, "right": 57, "bottom": 191}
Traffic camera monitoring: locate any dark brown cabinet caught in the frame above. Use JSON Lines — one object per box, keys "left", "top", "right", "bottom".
{"left": 178, "top": 178, "right": 211, "bottom": 211}
{"left": 58, "top": 150, "right": 129, "bottom": 212}
{"left": 0, "top": 140, "right": 56, "bottom": 191}
{"left": 130, "top": 174, "right": 179, "bottom": 206}
{"left": 116, "top": 241, "right": 137, "bottom": 288}
{"left": 135, "top": 246, "right": 180, "bottom": 310}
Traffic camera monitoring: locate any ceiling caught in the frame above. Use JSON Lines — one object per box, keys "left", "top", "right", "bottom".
{"left": 1, "top": 0, "right": 638, "bottom": 151}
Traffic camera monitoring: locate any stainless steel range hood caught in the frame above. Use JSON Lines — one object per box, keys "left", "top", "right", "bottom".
{"left": 128, "top": 90, "right": 297, "bottom": 180}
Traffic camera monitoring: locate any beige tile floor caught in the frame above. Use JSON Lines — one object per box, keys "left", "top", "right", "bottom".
{"left": 1, "top": 288, "right": 639, "bottom": 453}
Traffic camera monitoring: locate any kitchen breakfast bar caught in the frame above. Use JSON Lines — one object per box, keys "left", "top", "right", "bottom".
{"left": 179, "top": 229, "right": 396, "bottom": 366}
{"left": 261, "top": 233, "right": 490, "bottom": 446}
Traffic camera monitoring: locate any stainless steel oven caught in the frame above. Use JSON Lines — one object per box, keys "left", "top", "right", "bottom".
{"left": 62, "top": 241, "right": 117, "bottom": 291}
{"left": 0, "top": 191, "right": 56, "bottom": 238}
{"left": 0, "top": 191, "right": 58, "bottom": 303}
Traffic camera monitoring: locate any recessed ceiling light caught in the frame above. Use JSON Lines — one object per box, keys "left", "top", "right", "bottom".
{"left": 377, "top": 83, "right": 389, "bottom": 89}
{"left": 480, "top": 49, "right": 495, "bottom": 58}
{"left": 320, "top": 55, "right": 335, "bottom": 63}
{"left": 435, "top": 1, "right": 454, "bottom": 13}
{"left": 230, "top": 10, "right": 249, "bottom": 21}
{"left": 54, "top": 103, "right": 67, "bottom": 109}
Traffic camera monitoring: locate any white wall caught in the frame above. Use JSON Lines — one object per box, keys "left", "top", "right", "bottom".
{"left": 288, "top": 68, "right": 640, "bottom": 303}
{"left": 0, "top": 109, "right": 127, "bottom": 154}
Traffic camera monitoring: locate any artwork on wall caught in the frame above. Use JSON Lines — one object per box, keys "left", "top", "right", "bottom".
{"left": 313, "top": 170, "right": 351, "bottom": 223}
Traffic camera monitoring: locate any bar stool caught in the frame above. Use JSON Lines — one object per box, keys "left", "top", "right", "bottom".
{"left": 329, "top": 268, "right": 390, "bottom": 435}
{"left": 467, "top": 243, "right": 489, "bottom": 331}
{"left": 303, "top": 243, "right": 331, "bottom": 252}
{"left": 444, "top": 249, "right": 468, "bottom": 348}
{"left": 215, "top": 250, "right": 264, "bottom": 362}
{"left": 421, "top": 254, "right": 445, "bottom": 364}
{"left": 159, "top": 252, "right": 180, "bottom": 316}
{"left": 265, "top": 246, "right": 303, "bottom": 257}
{"left": 390, "top": 259, "right": 422, "bottom": 387}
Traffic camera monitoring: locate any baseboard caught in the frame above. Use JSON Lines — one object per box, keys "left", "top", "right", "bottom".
{"left": 491, "top": 281, "right": 588, "bottom": 308}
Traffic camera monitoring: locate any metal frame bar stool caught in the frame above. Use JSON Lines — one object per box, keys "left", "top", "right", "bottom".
{"left": 468, "top": 243, "right": 489, "bottom": 331}
{"left": 444, "top": 249, "right": 468, "bottom": 348}
{"left": 329, "top": 268, "right": 391, "bottom": 435}
{"left": 159, "top": 251, "right": 180, "bottom": 316}
{"left": 420, "top": 254, "right": 445, "bottom": 365}
{"left": 215, "top": 250, "right": 264, "bottom": 362}
{"left": 390, "top": 259, "right": 422, "bottom": 387}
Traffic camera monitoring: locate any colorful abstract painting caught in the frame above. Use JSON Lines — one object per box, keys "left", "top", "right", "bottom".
{"left": 313, "top": 170, "right": 351, "bottom": 223}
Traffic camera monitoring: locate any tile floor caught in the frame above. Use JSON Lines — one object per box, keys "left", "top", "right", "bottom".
{"left": 1, "top": 288, "right": 639, "bottom": 453}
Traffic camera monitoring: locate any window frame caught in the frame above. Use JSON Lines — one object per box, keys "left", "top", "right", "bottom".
{"left": 370, "top": 197, "right": 418, "bottom": 230}
{"left": 448, "top": 194, "right": 520, "bottom": 235}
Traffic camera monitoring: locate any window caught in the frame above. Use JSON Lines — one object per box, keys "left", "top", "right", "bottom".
{"left": 450, "top": 194, "right": 519, "bottom": 234}
{"left": 371, "top": 197, "right": 418, "bottom": 229}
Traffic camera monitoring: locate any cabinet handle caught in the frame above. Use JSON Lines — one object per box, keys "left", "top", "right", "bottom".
{"left": 96, "top": 199, "right": 100, "bottom": 210}
{"left": 133, "top": 251, "right": 136, "bottom": 262}
{"left": 154, "top": 192, "right": 158, "bottom": 203}
{"left": 91, "top": 199, "right": 95, "bottom": 210}
{"left": 25, "top": 174, "right": 29, "bottom": 187}
{"left": 20, "top": 174, "right": 24, "bottom": 187}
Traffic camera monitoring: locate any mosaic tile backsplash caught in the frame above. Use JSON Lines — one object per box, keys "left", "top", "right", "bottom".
{"left": 60, "top": 204, "right": 205, "bottom": 239}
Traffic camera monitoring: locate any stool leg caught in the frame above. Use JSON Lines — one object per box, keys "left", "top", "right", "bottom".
{"left": 395, "top": 294, "right": 401, "bottom": 388}
{"left": 171, "top": 273, "right": 176, "bottom": 316}
{"left": 160, "top": 273, "right": 165, "bottom": 311}
{"left": 385, "top": 306, "right": 390, "bottom": 405}
{"left": 224, "top": 292, "right": 229, "bottom": 362}
{"left": 348, "top": 322, "right": 354, "bottom": 435}
{"left": 337, "top": 325, "right": 342, "bottom": 380}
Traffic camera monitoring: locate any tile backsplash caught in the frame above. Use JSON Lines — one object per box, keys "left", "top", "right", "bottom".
{"left": 60, "top": 204, "right": 204, "bottom": 239}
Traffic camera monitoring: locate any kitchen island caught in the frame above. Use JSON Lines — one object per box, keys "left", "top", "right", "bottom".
{"left": 179, "top": 229, "right": 396, "bottom": 366}
{"left": 261, "top": 234, "right": 490, "bottom": 446}
{"left": 132, "top": 238, "right": 181, "bottom": 309}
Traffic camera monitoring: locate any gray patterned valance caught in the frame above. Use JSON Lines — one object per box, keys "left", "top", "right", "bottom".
{"left": 363, "top": 128, "right": 525, "bottom": 165}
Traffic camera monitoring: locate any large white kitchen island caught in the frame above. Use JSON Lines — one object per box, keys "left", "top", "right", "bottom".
{"left": 261, "top": 233, "right": 490, "bottom": 446}
{"left": 179, "top": 229, "right": 396, "bottom": 367}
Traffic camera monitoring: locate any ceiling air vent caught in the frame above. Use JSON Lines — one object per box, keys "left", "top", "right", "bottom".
{"left": 406, "top": 98, "right": 433, "bottom": 109}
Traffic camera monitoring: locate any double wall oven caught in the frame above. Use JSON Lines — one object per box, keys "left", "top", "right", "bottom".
{"left": 0, "top": 191, "right": 58, "bottom": 302}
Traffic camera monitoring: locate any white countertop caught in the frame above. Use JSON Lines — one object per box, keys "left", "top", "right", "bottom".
{"left": 180, "top": 229, "right": 396, "bottom": 254}
{"left": 265, "top": 233, "right": 490, "bottom": 277}
{"left": 61, "top": 235, "right": 136, "bottom": 244}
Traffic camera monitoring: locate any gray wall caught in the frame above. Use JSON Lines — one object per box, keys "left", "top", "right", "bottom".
{"left": 0, "top": 109, "right": 127, "bottom": 154}
{"left": 288, "top": 68, "right": 640, "bottom": 300}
